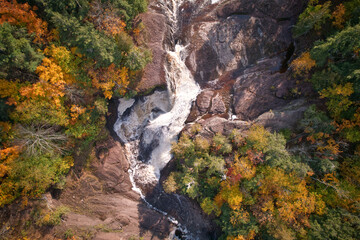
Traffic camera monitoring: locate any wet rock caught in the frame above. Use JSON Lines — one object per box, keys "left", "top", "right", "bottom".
{"left": 92, "top": 140, "right": 130, "bottom": 194}
{"left": 59, "top": 138, "right": 173, "bottom": 240}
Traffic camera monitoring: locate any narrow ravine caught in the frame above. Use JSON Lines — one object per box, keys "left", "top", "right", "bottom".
{"left": 113, "top": 0, "right": 203, "bottom": 238}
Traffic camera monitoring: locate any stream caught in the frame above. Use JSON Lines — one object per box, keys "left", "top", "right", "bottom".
{"left": 113, "top": 0, "right": 211, "bottom": 238}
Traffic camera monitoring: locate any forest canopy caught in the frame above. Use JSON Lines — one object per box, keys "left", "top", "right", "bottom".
{"left": 0, "top": 0, "right": 149, "bottom": 207}
{"left": 164, "top": 0, "right": 360, "bottom": 239}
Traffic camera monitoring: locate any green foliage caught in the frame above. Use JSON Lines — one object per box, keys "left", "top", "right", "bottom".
{"left": 200, "top": 197, "right": 221, "bottom": 216}
{"left": 299, "top": 105, "right": 335, "bottom": 134}
{"left": 51, "top": 15, "right": 121, "bottom": 67}
{"left": 0, "top": 0, "right": 149, "bottom": 210}
{"left": 293, "top": 1, "right": 331, "bottom": 38}
{"left": 11, "top": 98, "right": 69, "bottom": 126}
{"left": 309, "top": 208, "right": 360, "bottom": 239}
{"left": 0, "top": 99, "right": 11, "bottom": 121}
{"left": 212, "top": 133, "right": 232, "bottom": 155}
{"left": 167, "top": 127, "right": 321, "bottom": 239}
{"left": 0, "top": 154, "right": 73, "bottom": 205}
{"left": 116, "top": 31, "right": 134, "bottom": 52}
{"left": 36, "top": 205, "right": 70, "bottom": 226}
{"left": 344, "top": 0, "right": 360, "bottom": 25}
{"left": 163, "top": 172, "right": 178, "bottom": 194}
{"left": 124, "top": 46, "right": 152, "bottom": 71}
{"left": 311, "top": 23, "right": 360, "bottom": 67}
{"left": 106, "top": 0, "right": 148, "bottom": 24}
{"left": 0, "top": 23, "right": 43, "bottom": 78}
{"left": 29, "top": 0, "right": 90, "bottom": 20}
{"left": 246, "top": 126, "right": 310, "bottom": 176}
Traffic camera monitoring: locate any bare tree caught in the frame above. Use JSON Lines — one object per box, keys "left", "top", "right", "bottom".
{"left": 15, "top": 124, "right": 68, "bottom": 156}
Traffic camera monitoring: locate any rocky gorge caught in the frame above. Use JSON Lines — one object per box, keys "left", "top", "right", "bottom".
{"left": 0, "top": 0, "right": 315, "bottom": 239}
{"left": 107, "top": 0, "right": 312, "bottom": 238}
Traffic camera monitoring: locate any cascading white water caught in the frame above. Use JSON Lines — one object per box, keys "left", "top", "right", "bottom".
{"left": 114, "top": 43, "right": 200, "bottom": 188}
{"left": 148, "top": 44, "right": 201, "bottom": 176}
{"left": 113, "top": 0, "right": 202, "bottom": 237}
{"left": 114, "top": 0, "right": 200, "bottom": 190}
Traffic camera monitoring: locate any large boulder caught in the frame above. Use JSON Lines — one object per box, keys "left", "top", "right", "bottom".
{"left": 136, "top": 12, "right": 167, "bottom": 92}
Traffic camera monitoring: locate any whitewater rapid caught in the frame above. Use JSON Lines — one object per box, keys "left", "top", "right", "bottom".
{"left": 114, "top": 43, "right": 200, "bottom": 188}
{"left": 113, "top": 0, "right": 207, "bottom": 238}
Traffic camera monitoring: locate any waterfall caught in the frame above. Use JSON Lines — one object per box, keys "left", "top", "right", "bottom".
{"left": 113, "top": 0, "right": 202, "bottom": 237}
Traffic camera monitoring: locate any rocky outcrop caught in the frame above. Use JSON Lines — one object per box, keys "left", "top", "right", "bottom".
{"left": 136, "top": 11, "right": 167, "bottom": 92}
{"left": 58, "top": 139, "right": 173, "bottom": 240}
{"left": 0, "top": 138, "right": 173, "bottom": 240}
{"left": 178, "top": 0, "right": 309, "bottom": 130}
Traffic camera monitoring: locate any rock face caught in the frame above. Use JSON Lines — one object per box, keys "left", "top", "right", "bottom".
{"left": 178, "top": 0, "right": 309, "bottom": 130}
{"left": 58, "top": 139, "right": 174, "bottom": 240}
{"left": 136, "top": 11, "right": 167, "bottom": 92}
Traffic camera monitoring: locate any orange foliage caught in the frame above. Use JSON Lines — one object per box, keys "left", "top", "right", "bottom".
{"left": 317, "top": 138, "right": 341, "bottom": 155}
{"left": 291, "top": 52, "right": 316, "bottom": 77}
{"left": 227, "top": 154, "right": 256, "bottom": 183}
{"left": 0, "top": 146, "right": 19, "bottom": 178}
{"left": 332, "top": 4, "right": 346, "bottom": 29}
{"left": 44, "top": 45, "right": 77, "bottom": 78}
{"left": 89, "top": 64, "right": 129, "bottom": 99}
{"left": 133, "top": 27, "right": 141, "bottom": 37}
{"left": 70, "top": 105, "right": 86, "bottom": 121}
{"left": 338, "top": 112, "right": 360, "bottom": 131}
{"left": 88, "top": 0, "right": 126, "bottom": 36}
{"left": 0, "top": 0, "right": 48, "bottom": 42}
{"left": 20, "top": 57, "right": 66, "bottom": 108}
{"left": 255, "top": 167, "right": 322, "bottom": 227}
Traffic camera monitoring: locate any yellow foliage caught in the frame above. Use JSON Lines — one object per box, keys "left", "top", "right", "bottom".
{"left": 44, "top": 45, "right": 76, "bottom": 79}
{"left": 230, "top": 208, "right": 250, "bottom": 225}
{"left": 227, "top": 230, "right": 255, "bottom": 240}
{"left": 18, "top": 57, "right": 67, "bottom": 111}
{"left": 0, "top": 79, "right": 21, "bottom": 105}
{"left": 70, "top": 105, "right": 86, "bottom": 121}
{"left": 317, "top": 138, "right": 341, "bottom": 155}
{"left": 89, "top": 64, "right": 129, "bottom": 99}
{"left": 246, "top": 125, "right": 270, "bottom": 151}
{"left": 320, "top": 82, "right": 354, "bottom": 97}
{"left": 290, "top": 52, "right": 316, "bottom": 77}
{"left": 320, "top": 83, "right": 354, "bottom": 119}
{"left": 256, "top": 167, "right": 321, "bottom": 226}
{"left": 163, "top": 173, "right": 178, "bottom": 193}
{"left": 232, "top": 154, "right": 256, "bottom": 180}
{"left": 216, "top": 181, "right": 243, "bottom": 210}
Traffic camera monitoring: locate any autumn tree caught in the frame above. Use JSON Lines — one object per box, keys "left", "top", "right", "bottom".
{"left": 290, "top": 51, "right": 316, "bottom": 77}
{"left": 88, "top": 0, "right": 126, "bottom": 36}
{"left": 332, "top": 4, "right": 346, "bottom": 29}
{"left": 88, "top": 63, "right": 129, "bottom": 99}
{"left": 0, "top": 0, "right": 49, "bottom": 43}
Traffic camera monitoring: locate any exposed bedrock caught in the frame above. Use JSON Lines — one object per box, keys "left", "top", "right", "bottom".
{"left": 180, "top": 0, "right": 311, "bottom": 130}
